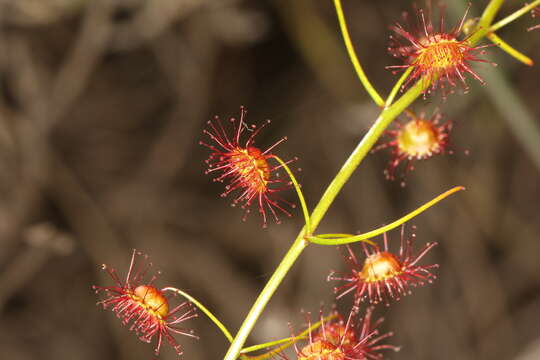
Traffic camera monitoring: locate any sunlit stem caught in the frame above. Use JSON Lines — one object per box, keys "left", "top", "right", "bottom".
{"left": 240, "top": 313, "right": 336, "bottom": 360}
{"left": 489, "top": 0, "right": 540, "bottom": 33}
{"left": 385, "top": 67, "right": 413, "bottom": 108}
{"left": 163, "top": 287, "right": 233, "bottom": 343}
{"left": 271, "top": 155, "right": 311, "bottom": 234}
{"left": 334, "top": 0, "right": 385, "bottom": 107}
{"left": 308, "top": 186, "right": 465, "bottom": 245}
{"left": 487, "top": 32, "right": 533, "bottom": 66}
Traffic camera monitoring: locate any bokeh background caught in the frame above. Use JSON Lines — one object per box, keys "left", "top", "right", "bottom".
{"left": 0, "top": 0, "right": 539, "bottom": 359}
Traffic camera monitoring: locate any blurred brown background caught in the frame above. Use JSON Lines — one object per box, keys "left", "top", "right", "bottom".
{"left": 0, "top": 0, "right": 539, "bottom": 359}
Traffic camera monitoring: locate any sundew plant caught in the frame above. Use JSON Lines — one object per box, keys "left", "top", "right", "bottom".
{"left": 93, "top": 1, "right": 540, "bottom": 359}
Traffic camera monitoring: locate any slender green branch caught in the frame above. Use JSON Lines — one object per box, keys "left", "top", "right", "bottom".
{"left": 309, "top": 186, "right": 464, "bottom": 245}
{"left": 240, "top": 313, "right": 336, "bottom": 360}
{"left": 315, "top": 233, "right": 376, "bottom": 246}
{"left": 271, "top": 155, "right": 311, "bottom": 234}
{"left": 489, "top": 0, "right": 540, "bottom": 33}
{"left": 468, "top": 0, "right": 505, "bottom": 44}
{"left": 478, "top": 0, "right": 506, "bottom": 29}
{"left": 315, "top": 233, "right": 356, "bottom": 238}
{"left": 308, "top": 82, "right": 429, "bottom": 234}
{"left": 240, "top": 337, "right": 305, "bottom": 356}
{"left": 223, "top": 1, "right": 505, "bottom": 358}
{"left": 162, "top": 287, "right": 234, "bottom": 343}
{"left": 385, "top": 67, "right": 413, "bottom": 108}
{"left": 334, "top": 0, "right": 384, "bottom": 107}
{"left": 487, "top": 32, "right": 533, "bottom": 66}
{"left": 224, "top": 69, "right": 428, "bottom": 360}
{"left": 240, "top": 318, "right": 324, "bottom": 354}
{"left": 309, "top": 235, "right": 375, "bottom": 246}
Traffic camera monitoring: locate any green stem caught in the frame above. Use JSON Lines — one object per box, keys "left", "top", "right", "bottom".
{"left": 308, "top": 81, "right": 428, "bottom": 234}
{"left": 468, "top": 0, "right": 505, "bottom": 44}
{"left": 240, "top": 312, "right": 336, "bottom": 360}
{"left": 316, "top": 233, "right": 356, "bottom": 238}
{"left": 271, "top": 155, "right": 311, "bottom": 234}
{"left": 384, "top": 67, "right": 413, "bottom": 108}
{"left": 309, "top": 186, "right": 464, "bottom": 245}
{"left": 309, "top": 236, "right": 375, "bottom": 246}
{"left": 224, "top": 73, "right": 427, "bottom": 360}
{"left": 240, "top": 312, "right": 331, "bottom": 354}
{"left": 241, "top": 337, "right": 304, "bottom": 356}
{"left": 162, "top": 287, "right": 234, "bottom": 343}
{"left": 223, "top": 2, "right": 505, "bottom": 359}
{"left": 312, "top": 234, "right": 376, "bottom": 246}
{"left": 489, "top": 0, "right": 540, "bottom": 33}
{"left": 487, "top": 32, "right": 533, "bottom": 66}
{"left": 479, "top": 0, "right": 506, "bottom": 29}
{"left": 334, "top": 0, "right": 384, "bottom": 107}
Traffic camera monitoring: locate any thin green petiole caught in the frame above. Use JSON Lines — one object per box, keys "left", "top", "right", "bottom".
{"left": 240, "top": 337, "right": 306, "bottom": 356}
{"left": 489, "top": 0, "right": 540, "bottom": 33}
{"left": 240, "top": 313, "right": 336, "bottom": 359}
{"left": 487, "top": 32, "right": 533, "bottom": 66}
{"left": 311, "top": 234, "right": 376, "bottom": 246}
{"left": 309, "top": 186, "right": 465, "bottom": 245}
{"left": 334, "top": 0, "right": 385, "bottom": 107}
{"left": 271, "top": 155, "right": 311, "bottom": 234}
{"left": 315, "top": 233, "right": 359, "bottom": 238}
{"left": 162, "top": 287, "right": 234, "bottom": 343}
{"left": 385, "top": 67, "right": 413, "bottom": 108}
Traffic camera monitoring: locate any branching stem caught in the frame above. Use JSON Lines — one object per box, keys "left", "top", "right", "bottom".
{"left": 489, "top": 0, "right": 540, "bottom": 33}
{"left": 309, "top": 186, "right": 464, "bottom": 245}
{"left": 223, "top": 1, "right": 508, "bottom": 358}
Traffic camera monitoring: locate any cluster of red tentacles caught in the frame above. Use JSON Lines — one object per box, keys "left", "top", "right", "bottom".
{"left": 372, "top": 109, "right": 452, "bottom": 185}
{"left": 387, "top": 2, "right": 494, "bottom": 97}
{"left": 93, "top": 250, "right": 198, "bottom": 355}
{"left": 329, "top": 226, "right": 438, "bottom": 306}
{"left": 200, "top": 107, "right": 294, "bottom": 227}
{"left": 280, "top": 307, "right": 399, "bottom": 360}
